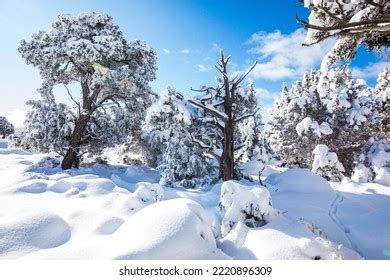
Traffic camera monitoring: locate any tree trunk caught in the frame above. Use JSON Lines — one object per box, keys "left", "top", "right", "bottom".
{"left": 221, "top": 120, "right": 234, "bottom": 181}
{"left": 61, "top": 114, "right": 90, "bottom": 170}
{"left": 61, "top": 77, "right": 98, "bottom": 170}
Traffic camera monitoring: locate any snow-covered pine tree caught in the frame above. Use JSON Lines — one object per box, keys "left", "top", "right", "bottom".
{"left": 235, "top": 80, "right": 263, "bottom": 164}
{"left": 188, "top": 50, "right": 259, "bottom": 181}
{"left": 374, "top": 67, "right": 389, "bottom": 138}
{"left": 18, "top": 12, "right": 156, "bottom": 169}
{"left": 269, "top": 68, "right": 381, "bottom": 179}
{"left": 269, "top": 71, "right": 328, "bottom": 168}
{"left": 351, "top": 68, "right": 389, "bottom": 183}
{"left": 143, "top": 87, "right": 215, "bottom": 188}
{"left": 0, "top": 116, "right": 15, "bottom": 139}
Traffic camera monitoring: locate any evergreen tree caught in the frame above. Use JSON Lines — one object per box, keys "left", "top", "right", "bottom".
{"left": 0, "top": 116, "right": 15, "bottom": 139}
{"left": 18, "top": 12, "right": 156, "bottom": 169}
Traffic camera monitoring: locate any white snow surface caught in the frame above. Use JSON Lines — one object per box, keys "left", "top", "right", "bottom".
{"left": 1, "top": 139, "right": 389, "bottom": 259}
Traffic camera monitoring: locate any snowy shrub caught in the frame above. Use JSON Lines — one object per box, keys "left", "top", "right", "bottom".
{"left": 269, "top": 68, "right": 384, "bottom": 178}
{"left": 0, "top": 116, "right": 15, "bottom": 139}
{"left": 25, "top": 156, "right": 61, "bottom": 173}
{"left": 312, "top": 144, "right": 345, "bottom": 182}
{"left": 12, "top": 100, "right": 74, "bottom": 154}
{"left": 353, "top": 137, "right": 390, "bottom": 184}
{"left": 219, "top": 181, "right": 277, "bottom": 237}
{"left": 123, "top": 183, "right": 164, "bottom": 214}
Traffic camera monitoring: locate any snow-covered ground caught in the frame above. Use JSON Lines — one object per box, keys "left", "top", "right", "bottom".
{"left": 0, "top": 139, "right": 389, "bottom": 260}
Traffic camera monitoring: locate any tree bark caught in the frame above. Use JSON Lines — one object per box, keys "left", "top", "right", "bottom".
{"left": 221, "top": 119, "right": 234, "bottom": 181}
{"left": 61, "top": 114, "right": 90, "bottom": 169}
{"left": 61, "top": 78, "right": 96, "bottom": 170}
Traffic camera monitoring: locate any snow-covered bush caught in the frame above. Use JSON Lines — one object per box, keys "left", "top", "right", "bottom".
{"left": 312, "top": 144, "right": 345, "bottom": 182}
{"left": 123, "top": 183, "right": 164, "bottom": 214}
{"left": 25, "top": 156, "right": 61, "bottom": 173}
{"left": 353, "top": 137, "right": 390, "bottom": 184}
{"left": 269, "top": 68, "right": 383, "bottom": 177}
{"left": 12, "top": 100, "right": 74, "bottom": 154}
{"left": 219, "top": 181, "right": 277, "bottom": 237}
{"left": 0, "top": 116, "right": 15, "bottom": 139}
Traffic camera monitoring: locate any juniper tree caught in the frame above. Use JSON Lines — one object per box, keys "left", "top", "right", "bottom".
{"left": 18, "top": 12, "right": 156, "bottom": 169}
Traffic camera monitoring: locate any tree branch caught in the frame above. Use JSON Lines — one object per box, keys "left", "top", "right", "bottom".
{"left": 188, "top": 99, "right": 228, "bottom": 123}
{"left": 64, "top": 84, "right": 81, "bottom": 115}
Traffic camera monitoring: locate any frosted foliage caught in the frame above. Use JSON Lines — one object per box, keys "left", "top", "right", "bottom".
{"left": 312, "top": 144, "right": 345, "bottom": 181}
{"left": 235, "top": 81, "right": 265, "bottom": 164}
{"left": 143, "top": 87, "right": 214, "bottom": 188}
{"left": 269, "top": 68, "right": 384, "bottom": 178}
{"left": 296, "top": 117, "right": 333, "bottom": 137}
{"left": 11, "top": 101, "right": 74, "bottom": 154}
{"left": 0, "top": 116, "right": 15, "bottom": 138}
{"left": 219, "top": 181, "right": 277, "bottom": 237}
{"left": 354, "top": 137, "right": 389, "bottom": 184}
{"left": 19, "top": 12, "right": 156, "bottom": 100}
{"left": 303, "top": 0, "right": 389, "bottom": 70}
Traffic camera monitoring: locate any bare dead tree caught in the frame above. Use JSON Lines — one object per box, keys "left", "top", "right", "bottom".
{"left": 188, "top": 50, "right": 257, "bottom": 181}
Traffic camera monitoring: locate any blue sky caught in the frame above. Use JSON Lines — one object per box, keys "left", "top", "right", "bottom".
{"left": 0, "top": 0, "right": 387, "bottom": 126}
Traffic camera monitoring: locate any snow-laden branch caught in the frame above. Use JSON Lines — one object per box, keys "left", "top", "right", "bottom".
{"left": 188, "top": 99, "right": 228, "bottom": 123}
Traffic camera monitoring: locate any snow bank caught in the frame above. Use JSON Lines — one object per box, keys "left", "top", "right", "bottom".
{"left": 108, "top": 198, "right": 228, "bottom": 259}
{"left": 266, "top": 168, "right": 333, "bottom": 193}
{"left": 221, "top": 215, "right": 360, "bottom": 260}
{"left": 334, "top": 178, "right": 390, "bottom": 259}
{"left": 219, "top": 181, "right": 277, "bottom": 237}
{"left": 374, "top": 167, "right": 390, "bottom": 186}
{"left": 0, "top": 211, "right": 71, "bottom": 258}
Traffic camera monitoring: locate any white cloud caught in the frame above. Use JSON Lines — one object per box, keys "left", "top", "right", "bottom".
{"left": 249, "top": 28, "right": 333, "bottom": 81}
{"left": 181, "top": 49, "right": 190, "bottom": 54}
{"left": 211, "top": 43, "right": 221, "bottom": 53}
{"left": 0, "top": 108, "right": 26, "bottom": 128}
{"left": 248, "top": 86, "right": 280, "bottom": 124}
{"left": 351, "top": 61, "right": 388, "bottom": 80}
{"left": 163, "top": 49, "right": 171, "bottom": 54}
{"left": 196, "top": 64, "right": 212, "bottom": 72}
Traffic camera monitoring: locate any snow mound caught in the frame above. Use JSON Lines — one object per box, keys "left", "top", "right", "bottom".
{"left": 220, "top": 215, "right": 360, "bottom": 260}
{"left": 348, "top": 207, "right": 390, "bottom": 259}
{"left": 374, "top": 167, "right": 390, "bottom": 186}
{"left": 122, "top": 183, "right": 164, "bottom": 214}
{"left": 0, "top": 212, "right": 71, "bottom": 258}
{"left": 125, "top": 166, "right": 159, "bottom": 183}
{"left": 48, "top": 175, "right": 117, "bottom": 195}
{"left": 14, "top": 179, "right": 48, "bottom": 194}
{"left": 219, "top": 181, "right": 277, "bottom": 237}
{"left": 0, "top": 140, "right": 7, "bottom": 149}
{"left": 266, "top": 168, "right": 333, "bottom": 193}
{"left": 95, "top": 217, "right": 125, "bottom": 235}
{"left": 108, "top": 198, "right": 229, "bottom": 259}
